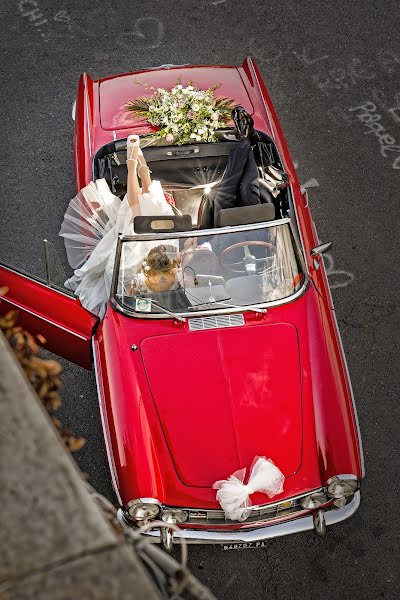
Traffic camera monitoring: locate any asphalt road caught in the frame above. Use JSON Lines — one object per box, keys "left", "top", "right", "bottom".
{"left": 1, "top": 1, "right": 399, "bottom": 598}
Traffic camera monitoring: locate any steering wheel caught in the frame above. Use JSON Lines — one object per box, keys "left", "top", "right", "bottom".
{"left": 220, "top": 241, "right": 277, "bottom": 274}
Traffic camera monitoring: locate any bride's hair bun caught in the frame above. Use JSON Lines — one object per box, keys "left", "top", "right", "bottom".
{"left": 142, "top": 244, "right": 180, "bottom": 275}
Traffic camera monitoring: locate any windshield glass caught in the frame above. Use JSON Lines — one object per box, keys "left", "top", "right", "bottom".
{"left": 114, "top": 221, "right": 305, "bottom": 317}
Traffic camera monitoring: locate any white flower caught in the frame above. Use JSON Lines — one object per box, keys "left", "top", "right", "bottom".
{"left": 192, "top": 104, "right": 200, "bottom": 111}
{"left": 197, "top": 128, "right": 204, "bottom": 134}
{"left": 186, "top": 85, "right": 193, "bottom": 90}
{"left": 166, "top": 133, "right": 174, "bottom": 142}
{"left": 176, "top": 84, "right": 182, "bottom": 89}
{"left": 196, "top": 135, "right": 202, "bottom": 141}
{"left": 190, "top": 133, "right": 197, "bottom": 138}
{"left": 144, "top": 265, "right": 150, "bottom": 271}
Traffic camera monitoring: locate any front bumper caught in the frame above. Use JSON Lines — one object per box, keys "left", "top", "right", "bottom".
{"left": 118, "top": 491, "right": 360, "bottom": 545}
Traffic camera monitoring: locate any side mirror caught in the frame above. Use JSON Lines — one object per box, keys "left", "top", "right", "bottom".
{"left": 310, "top": 241, "right": 333, "bottom": 257}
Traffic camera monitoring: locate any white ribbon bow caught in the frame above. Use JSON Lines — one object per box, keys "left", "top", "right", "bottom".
{"left": 212, "top": 456, "right": 285, "bottom": 521}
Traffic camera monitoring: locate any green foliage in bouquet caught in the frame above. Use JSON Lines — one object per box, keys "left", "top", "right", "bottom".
{"left": 126, "top": 79, "right": 237, "bottom": 145}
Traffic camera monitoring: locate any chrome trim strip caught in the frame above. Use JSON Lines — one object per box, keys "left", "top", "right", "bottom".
{"left": 0, "top": 295, "right": 89, "bottom": 342}
{"left": 151, "top": 63, "right": 191, "bottom": 70}
{"left": 247, "top": 57, "right": 274, "bottom": 137}
{"left": 119, "top": 217, "right": 292, "bottom": 243}
{"left": 83, "top": 73, "right": 92, "bottom": 158}
{"left": 180, "top": 487, "right": 323, "bottom": 517}
{"left": 43, "top": 239, "right": 51, "bottom": 286}
{"left": 135, "top": 491, "right": 360, "bottom": 544}
{"left": 92, "top": 339, "right": 122, "bottom": 505}
{"left": 287, "top": 185, "right": 309, "bottom": 276}
{"left": 154, "top": 488, "right": 326, "bottom": 527}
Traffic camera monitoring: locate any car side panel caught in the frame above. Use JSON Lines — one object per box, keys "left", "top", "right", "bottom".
{"left": 300, "top": 287, "right": 364, "bottom": 481}
{"left": 74, "top": 72, "right": 96, "bottom": 191}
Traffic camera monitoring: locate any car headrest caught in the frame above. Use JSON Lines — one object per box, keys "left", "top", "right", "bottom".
{"left": 134, "top": 214, "right": 192, "bottom": 233}
{"left": 217, "top": 203, "right": 275, "bottom": 227}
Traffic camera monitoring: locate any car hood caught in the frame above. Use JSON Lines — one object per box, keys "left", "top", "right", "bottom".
{"left": 141, "top": 323, "right": 302, "bottom": 488}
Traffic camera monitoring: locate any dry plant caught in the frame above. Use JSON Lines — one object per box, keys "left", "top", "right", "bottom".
{"left": 0, "top": 286, "right": 85, "bottom": 452}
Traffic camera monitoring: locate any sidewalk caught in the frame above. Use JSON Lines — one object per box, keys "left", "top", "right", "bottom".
{"left": 0, "top": 330, "right": 162, "bottom": 599}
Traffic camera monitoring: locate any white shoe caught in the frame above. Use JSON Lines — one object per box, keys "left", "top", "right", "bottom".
{"left": 127, "top": 134, "right": 143, "bottom": 162}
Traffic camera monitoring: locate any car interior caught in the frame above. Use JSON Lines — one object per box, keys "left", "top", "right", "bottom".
{"left": 93, "top": 129, "right": 291, "bottom": 228}
{"left": 94, "top": 131, "right": 303, "bottom": 313}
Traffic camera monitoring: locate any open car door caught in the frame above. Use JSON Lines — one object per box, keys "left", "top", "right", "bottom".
{"left": 0, "top": 262, "right": 98, "bottom": 369}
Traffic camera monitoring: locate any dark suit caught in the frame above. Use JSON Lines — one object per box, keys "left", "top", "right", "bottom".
{"left": 199, "top": 131, "right": 276, "bottom": 229}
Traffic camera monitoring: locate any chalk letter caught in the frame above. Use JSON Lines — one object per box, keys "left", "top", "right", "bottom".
{"left": 377, "top": 50, "right": 400, "bottom": 75}
{"left": 328, "top": 68, "right": 349, "bottom": 89}
{"left": 388, "top": 107, "right": 400, "bottom": 124}
{"left": 293, "top": 48, "right": 329, "bottom": 66}
{"left": 312, "top": 74, "right": 332, "bottom": 95}
{"left": 347, "top": 57, "right": 375, "bottom": 84}
{"left": 349, "top": 101, "right": 376, "bottom": 113}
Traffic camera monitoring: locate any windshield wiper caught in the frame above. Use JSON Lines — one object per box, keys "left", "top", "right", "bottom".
{"left": 188, "top": 298, "right": 267, "bottom": 315}
{"left": 148, "top": 299, "right": 186, "bottom": 322}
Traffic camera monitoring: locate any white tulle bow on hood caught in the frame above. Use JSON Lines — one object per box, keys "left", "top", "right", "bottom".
{"left": 212, "top": 456, "right": 285, "bottom": 521}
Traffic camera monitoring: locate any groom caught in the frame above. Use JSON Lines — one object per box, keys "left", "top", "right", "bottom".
{"left": 199, "top": 106, "right": 278, "bottom": 229}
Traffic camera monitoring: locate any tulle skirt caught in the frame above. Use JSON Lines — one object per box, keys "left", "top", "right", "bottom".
{"left": 59, "top": 178, "right": 174, "bottom": 318}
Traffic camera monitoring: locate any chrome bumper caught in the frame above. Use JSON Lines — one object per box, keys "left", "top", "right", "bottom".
{"left": 118, "top": 491, "right": 360, "bottom": 545}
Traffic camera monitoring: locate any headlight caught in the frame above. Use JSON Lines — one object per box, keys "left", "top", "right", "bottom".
{"left": 300, "top": 492, "right": 328, "bottom": 510}
{"left": 126, "top": 498, "right": 161, "bottom": 521}
{"left": 161, "top": 509, "right": 188, "bottom": 524}
{"left": 326, "top": 477, "right": 359, "bottom": 499}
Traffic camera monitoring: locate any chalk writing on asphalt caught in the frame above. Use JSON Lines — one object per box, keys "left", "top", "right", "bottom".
{"left": 349, "top": 101, "right": 400, "bottom": 169}
{"left": 323, "top": 254, "right": 355, "bottom": 290}
{"left": 247, "top": 43, "right": 400, "bottom": 169}
{"left": 17, "top": 1, "right": 164, "bottom": 49}
{"left": 17, "top": 1, "right": 73, "bottom": 42}
{"left": 121, "top": 17, "right": 164, "bottom": 50}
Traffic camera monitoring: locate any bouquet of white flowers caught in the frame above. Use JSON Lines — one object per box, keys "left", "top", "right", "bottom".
{"left": 126, "top": 79, "right": 236, "bottom": 145}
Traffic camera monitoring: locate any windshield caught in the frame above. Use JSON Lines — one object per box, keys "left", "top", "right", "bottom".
{"left": 113, "top": 221, "right": 305, "bottom": 317}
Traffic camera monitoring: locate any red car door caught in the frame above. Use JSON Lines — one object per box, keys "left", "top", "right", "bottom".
{"left": 0, "top": 263, "right": 98, "bottom": 369}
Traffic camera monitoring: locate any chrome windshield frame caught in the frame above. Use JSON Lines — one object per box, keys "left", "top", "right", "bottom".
{"left": 118, "top": 217, "right": 291, "bottom": 243}
{"left": 110, "top": 218, "right": 309, "bottom": 319}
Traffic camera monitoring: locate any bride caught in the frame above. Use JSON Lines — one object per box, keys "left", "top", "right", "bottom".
{"left": 59, "top": 135, "right": 175, "bottom": 318}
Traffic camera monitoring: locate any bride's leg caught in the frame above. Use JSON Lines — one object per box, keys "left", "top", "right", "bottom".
{"left": 138, "top": 155, "right": 152, "bottom": 193}
{"left": 127, "top": 144, "right": 139, "bottom": 209}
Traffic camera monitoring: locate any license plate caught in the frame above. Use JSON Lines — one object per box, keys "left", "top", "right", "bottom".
{"left": 222, "top": 541, "right": 270, "bottom": 550}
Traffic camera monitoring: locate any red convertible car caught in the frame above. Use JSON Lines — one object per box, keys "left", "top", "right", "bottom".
{"left": 0, "top": 59, "right": 364, "bottom": 549}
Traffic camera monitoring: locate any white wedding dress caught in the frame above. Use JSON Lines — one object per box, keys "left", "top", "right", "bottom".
{"left": 59, "top": 178, "right": 174, "bottom": 318}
